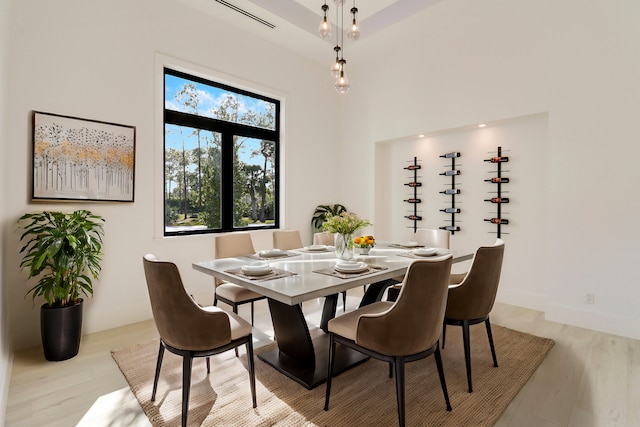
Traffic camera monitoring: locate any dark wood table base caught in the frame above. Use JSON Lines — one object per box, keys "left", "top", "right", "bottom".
{"left": 260, "top": 281, "right": 399, "bottom": 389}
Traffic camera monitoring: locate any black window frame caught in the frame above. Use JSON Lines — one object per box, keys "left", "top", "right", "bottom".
{"left": 163, "top": 67, "right": 280, "bottom": 236}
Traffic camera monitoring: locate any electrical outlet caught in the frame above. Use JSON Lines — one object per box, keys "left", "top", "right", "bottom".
{"left": 585, "top": 292, "right": 595, "bottom": 304}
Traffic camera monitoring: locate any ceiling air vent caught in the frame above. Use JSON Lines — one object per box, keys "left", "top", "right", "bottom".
{"left": 213, "top": 0, "right": 276, "bottom": 29}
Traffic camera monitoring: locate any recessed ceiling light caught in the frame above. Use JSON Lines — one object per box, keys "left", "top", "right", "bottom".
{"left": 418, "top": 134, "right": 425, "bottom": 138}
{"left": 478, "top": 123, "right": 487, "bottom": 128}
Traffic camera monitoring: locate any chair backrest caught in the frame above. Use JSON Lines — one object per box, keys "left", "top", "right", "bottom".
{"left": 273, "top": 230, "right": 303, "bottom": 250}
{"left": 445, "top": 239, "right": 505, "bottom": 320}
{"left": 214, "top": 232, "right": 256, "bottom": 286}
{"left": 313, "top": 232, "right": 335, "bottom": 246}
{"left": 215, "top": 231, "right": 256, "bottom": 259}
{"left": 415, "top": 228, "right": 451, "bottom": 249}
{"left": 355, "top": 255, "right": 453, "bottom": 356}
{"left": 142, "top": 254, "right": 231, "bottom": 350}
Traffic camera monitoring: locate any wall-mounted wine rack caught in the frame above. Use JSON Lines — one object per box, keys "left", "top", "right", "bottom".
{"left": 439, "top": 151, "right": 461, "bottom": 235}
{"left": 484, "top": 146, "right": 509, "bottom": 237}
{"left": 403, "top": 157, "right": 422, "bottom": 233}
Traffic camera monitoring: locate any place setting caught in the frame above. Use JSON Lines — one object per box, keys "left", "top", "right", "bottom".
{"left": 314, "top": 260, "right": 387, "bottom": 279}
{"left": 224, "top": 263, "right": 297, "bottom": 281}
{"left": 296, "top": 244, "right": 335, "bottom": 253}
{"left": 246, "top": 248, "right": 300, "bottom": 260}
{"left": 387, "top": 241, "right": 425, "bottom": 249}
{"left": 397, "top": 247, "right": 451, "bottom": 259}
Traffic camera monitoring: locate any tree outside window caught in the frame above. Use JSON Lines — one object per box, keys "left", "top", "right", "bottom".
{"left": 164, "top": 68, "right": 279, "bottom": 235}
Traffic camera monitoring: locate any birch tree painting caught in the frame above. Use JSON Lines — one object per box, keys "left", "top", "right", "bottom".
{"left": 32, "top": 112, "right": 135, "bottom": 201}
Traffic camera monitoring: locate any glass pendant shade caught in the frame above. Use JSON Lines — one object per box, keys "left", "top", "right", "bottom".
{"left": 330, "top": 59, "right": 341, "bottom": 78}
{"left": 318, "top": 18, "right": 332, "bottom": 39}
{"left": 347, "top": 7, "right": 360, "bottom": 40}
{"left": 333, "top": 0, "right": 344, "bottom": 6}
{"left": 334, "top": 70, "right": 350, "bottom": 94}
{"left": 347, "top": 22, "right": 360, "bottom": 40}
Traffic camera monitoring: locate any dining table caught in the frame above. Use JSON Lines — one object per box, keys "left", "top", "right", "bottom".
{"left": 192, "top": 243, "right": 473, "bottom": 389}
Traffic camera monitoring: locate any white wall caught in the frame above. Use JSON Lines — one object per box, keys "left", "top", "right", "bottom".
{"left": 3, "top": 0, "right": 341, "bottom": 351}
{"left": 342, "top": 0, "right": 640, "bottom": 338}
{"left": 0, "top": 0, "right": 11, "bottom": 421}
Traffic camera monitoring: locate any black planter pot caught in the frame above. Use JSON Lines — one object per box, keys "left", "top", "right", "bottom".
{"left": 40, "top": 299, "right": 84, "bottom": 361}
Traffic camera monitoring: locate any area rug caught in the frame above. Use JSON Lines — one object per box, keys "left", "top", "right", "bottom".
{"left": 111, "top": 324, "right": 554, "bottom": 426}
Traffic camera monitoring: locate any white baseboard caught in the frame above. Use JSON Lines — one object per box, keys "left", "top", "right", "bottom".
{"left": 545, "top": 302, "right": 640, "bottom": 340}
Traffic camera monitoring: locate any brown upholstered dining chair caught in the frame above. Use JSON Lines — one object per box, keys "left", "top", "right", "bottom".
{"left": 214, "top": 232, "right": 265, "bottom": 325}
{"left": 273, "top": 229, "right": 303, "bottom": 250}
{"left": 142, "top": 254, "right": 257, "bottom": 427}
{"left": 441, "top": 238, "right": 505, "bottom": 393}
{"left": 324, "top": 255, "right": 454, "bottom": 427}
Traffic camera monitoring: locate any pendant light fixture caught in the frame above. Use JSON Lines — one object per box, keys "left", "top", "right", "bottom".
{"left": 319, "top": 0, "right": 360, "bottom": 94}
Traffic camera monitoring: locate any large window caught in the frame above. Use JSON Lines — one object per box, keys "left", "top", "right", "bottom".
{"left": 164, "top": 68, "right": 280, "bottom": 236}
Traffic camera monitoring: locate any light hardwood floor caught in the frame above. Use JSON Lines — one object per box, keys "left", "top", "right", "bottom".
{"left": 5, "top": 292, "right": 640, "bottom": 427}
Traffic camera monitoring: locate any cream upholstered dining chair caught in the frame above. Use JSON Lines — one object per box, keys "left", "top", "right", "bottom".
{"left": 441, "top": 238, "right": 505, "bottom": 393}
{"left": 214, "top": 232, "right": 265, "bottom": 325}
{"left": 142, "top": 254, "right": 257, "bottom": 427}
{"left": 324, "top": 256, "right": 453, "bottom": 427}
{"left": 273, "top": 229, "right": 303, "bottom": 250}
{"left": 313, "top": 231, "right": 335, "bottom": 246}
{"left": 387, "top": 228, "right": 452, "bottom": 302}
{"left": 415, "top": 228, "right": 451, "bottom": 249}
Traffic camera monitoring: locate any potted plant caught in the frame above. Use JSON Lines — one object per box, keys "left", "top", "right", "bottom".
{"left": 17, "top": 210, "right": 105, "bottom": 361}
{"left": 311, "top": 204, "right": 347, "bottom": 231}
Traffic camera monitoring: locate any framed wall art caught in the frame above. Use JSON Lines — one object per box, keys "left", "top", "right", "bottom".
{"left": 32, "top": 111, "right": 136, "bottom": 202}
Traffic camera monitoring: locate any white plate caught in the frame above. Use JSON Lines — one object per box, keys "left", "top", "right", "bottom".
{"left": 335, "top": 263, "right": 368, "bottom": 274}
{"left": 306, "top": 245, "right": 327, "bottom": 251}
{"left": 241, "top": 265, "right": 272, "bottom": 276}
{"left": 258, "top": 249, "right": 287, "bottom": 258}
{"left": 402, "top": 241, "right": 420, "bottom": 247}
{"left": 414, "top": 247, "right": 437, "bottom": 257}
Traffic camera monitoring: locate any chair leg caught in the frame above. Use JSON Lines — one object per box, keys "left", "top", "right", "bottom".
{"left": 246, "top": 338, "right": 257, "bottom": 408}
{"left": 441, "top": 323, "right": 447, "bottom": 349}
{"left": 213, "top": 294, "right": 218, "bottom": 307}
{"left": 394, "top": 357, "right": 406, "bottom": 427}
{"left": 462, "top": 320, "right": 473, "bottom": 393}
{"left": 342, "top": 291, "right": 347, "bottom": 312}
{"left": 434, "top": 344, "right": 452, "bottom": 411}
{"left": 485, "top": 318, "right": 499, "bottom": 367}
{"left": 182, "top": 352, "right": 193, "bottom": 427}
{"left": 206, "top": 357, "right": 210, "bottom": 374}
{"left": 151, "top": 342, "right": 165, "bottom": 401}
{"left": 389, "top": 362, "right": 393, "bottom": 378}
{"left": 324, "top": 333, "right": 336, "bottom": 411}
{"left": 250, "top": 301, "right": 255, "bottom": 326}
{"left": 234, "top": 305, "right": 240, "bottom": 358}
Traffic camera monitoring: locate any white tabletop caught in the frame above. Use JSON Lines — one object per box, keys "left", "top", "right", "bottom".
{"left": 193, "top": 246, "right": 470, "bottom": 306}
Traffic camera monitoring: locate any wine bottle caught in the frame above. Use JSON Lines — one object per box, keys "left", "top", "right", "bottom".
{"left": 484, "top": 197, "right": 509, "bottom": 203}
{"left": 439, "top": 170, "right": 460, "bottom": 176}
{"left": 484, "top": 177, "right": 509, "bottom": 183}
{"left": 484, "top": 218, "right": 509, "bottom": 224}
{"left": 440, "top": 188, "right": 460, "bottom": 195}
{"left": 404, "top": 182, "right": 422, "bottom": 187}
{"left": 403, "top": 198, "right": 422, "bottom": 203}
{"left": 440, "top": 207, "right": 460, "bottom": 213}
{"left": 439, "top": 152, "right": 460, "bottom": 158}
{"left": 439, "top": 225, "right": 460, "bottom": 231}
{"left": 404, "top": 215, "right": 422, "bottom": 221}
{"left": 484, "top": 156, "right": 509, "bottom": 163}
{"left": 404, "top": 164, "right": 422, "bottom": 170}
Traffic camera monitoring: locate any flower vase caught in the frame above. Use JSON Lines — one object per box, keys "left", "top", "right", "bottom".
{"left": 335, "top": 233, "right": 355, "bottom": 261}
